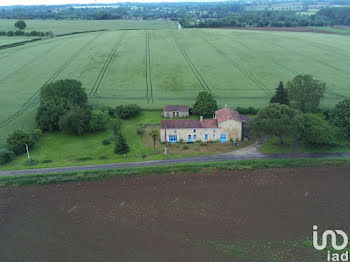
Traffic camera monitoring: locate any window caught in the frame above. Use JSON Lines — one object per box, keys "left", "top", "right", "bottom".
{"left": 169, "top": 135, "right": 178, "bottom": 143}
{"left": 213, "top": 129, "right": 216, "bottom": 133}
{"left": 193, "top": 135, "right": 197, "bottom": 140}
{"left": 174, "top": 129, "right": 177, "bottom": 133}
{"left": 212, "top": 134, "right": 216, "bottom": 139}
{"left": 204, "top": 134, "right": 209, "bottom": 140}
{"left": 193, "top": 129, "right": 196, "bottom": 133}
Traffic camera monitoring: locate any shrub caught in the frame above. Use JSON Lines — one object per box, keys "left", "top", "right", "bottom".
{"left": 102, "top": 139, "right": 111, "bottom": 145}
{"left": 98, "top": 156, "right": 107, "bottom": 160}
{"left": 110, "top": 118, "right": 122, "bottom": 136}
{"left": 114, "top": 134, "right": 129, "bottom": 154}
{"left": 89, "top": 109, "right": 110, "bottom": 132}
{"left": 183, "top": 145, "right": 189, "bottom": 150}
{"left": 31, "top": 129, "right": 42, "bottom": 141}
{"left": 137, "top": 124, "right": 146, "bottom": 136}
{"left": 59, "top": 107, "right": 90, "bottom": 136}
{"left": 6, "top": 130, "right": 35, "bottom": 155}
{"left": 114, "top": 104, "right": 141, "bottom": 119}
{"left": 41, "top": 159, "right": 52, "bottom": 163}
{"left": 74, "top": 157, "right": 93, "bottom": 161}
{"left": 235, "top": 106, "right": 259, "bottom": 115}
{"left": 0, "top": 148, "right": 15, "bottom": 165}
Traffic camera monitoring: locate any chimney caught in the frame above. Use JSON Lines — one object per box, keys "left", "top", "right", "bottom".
{"left": 200, "top": 116, "right": 203, "bottom": 122}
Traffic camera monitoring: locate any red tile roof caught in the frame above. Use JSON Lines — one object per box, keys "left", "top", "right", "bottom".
{"left": 215, "top": 107, "right": 242, "bottom": 122}
{"left": 163, "top": 105, "right": 189, "bottom": 112}
{"left": 161, "top": 119, "right": 218, "bottom": 129}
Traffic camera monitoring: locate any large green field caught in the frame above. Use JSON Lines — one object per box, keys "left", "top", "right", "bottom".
{"left": 0, "top": 19, "right": 177, "bottom": 34}
{"left": 1, "top": 21, "right": 350, "bottom": 143}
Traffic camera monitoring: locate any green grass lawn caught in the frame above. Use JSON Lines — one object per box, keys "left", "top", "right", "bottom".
{"left": 261, "top": 137, "right": 350, "bottom": 154}
{"left": 0, "top": 111, "right": 254, "bottom": 171}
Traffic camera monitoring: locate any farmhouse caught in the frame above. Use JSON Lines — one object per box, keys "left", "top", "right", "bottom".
{"left": 162, "top": 105, "right": 189, "bottom": 118}
{"left": 160, "top": 107, "right": 250, "bottom": 143}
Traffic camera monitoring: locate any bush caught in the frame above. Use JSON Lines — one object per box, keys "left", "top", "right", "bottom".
{"left": 110, "top": 118, "right": 122, "bottom": 136}
{"left": 235, "top": 106, "right": 259, "bottom": 115}
{"left": 89, "top": 109, "right": 110, "bottom": 132}
{"left": 6, "top": 130, "right": 35, "bottom": 155}
{"left": 137, "top": 123, "right": 146, "bottom": 136}
{"left": 41, "top": 159, "right": 52, "bottom": 163}
{"left": 31, "top": 129, "right": 42, "bottom": 141}
{"left": 0, "top": 148, "right": 15, "bottom": 165}
{"left": 59, "top": 107, "right": 90, "bottom": 136}
{"left": 114, "top": 134, "right": 129, "bottom": 154}
{"left": 183, "top": 145, "right": 189, "bottom": 150}
{"left": 102, "top": 139, "right": 111, "bottom": 145}
{"left": 114, "top": 104, "right": 141, "bottom": 119}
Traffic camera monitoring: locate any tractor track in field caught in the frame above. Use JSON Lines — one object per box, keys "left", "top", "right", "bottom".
{"left": 0, "top": 42, "right": 63, "bottom": 87}
{"left": 171, "top": 32, "right": 213, "bottom": 95}
{"left": 216, "top": 31, "right": 347, "bottom": 99}
{"left": 145, "top": 31, "right": 154, "bottom": 104}
{"left": 0, "top": 34, "right": 101, "bottom": 130}
{"left": 271, "top": 42, "right": 348, "bottom": 99}
{"left": 89, "top": 32, "right": 126, "bottom": 98}
{"left": 197, "top": 32, "right": 272, "bottom": 97}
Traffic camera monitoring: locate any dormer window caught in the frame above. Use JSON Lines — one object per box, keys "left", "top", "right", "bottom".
{"left": 213, "top": 129, "right": 216, "bottom": 133}
{"left": 174, "top": 129, "right": 177, "bottom": 133}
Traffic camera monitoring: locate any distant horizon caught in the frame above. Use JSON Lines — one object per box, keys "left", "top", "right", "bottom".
{"left": 0, "top": 0, "right": 228, "bottom": 7}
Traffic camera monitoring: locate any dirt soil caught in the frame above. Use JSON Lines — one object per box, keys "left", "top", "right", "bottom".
{"left": 1, "top": 166, "right": 350, "bottom": 262}
{"left": 219, "top": 27, "right": 338, "bottom": 34}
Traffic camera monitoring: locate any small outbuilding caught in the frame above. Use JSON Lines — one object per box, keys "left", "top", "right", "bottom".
{"left": 163, "top": 105, "right": 189, "bottom": 118}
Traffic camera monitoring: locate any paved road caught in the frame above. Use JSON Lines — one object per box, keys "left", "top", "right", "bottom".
{"left": 1, "top": 148, "right": 350, "bottom": 176}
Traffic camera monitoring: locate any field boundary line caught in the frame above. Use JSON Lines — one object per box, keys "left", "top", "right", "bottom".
{"left": 171, "top": 32, "right": 213, "bottom": 95}
{"left": 89, "top": 32, "right": 126, "bottom": 98}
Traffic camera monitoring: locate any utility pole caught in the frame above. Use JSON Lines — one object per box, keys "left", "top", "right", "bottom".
{"left": 164, "top": 124, "right": 168, "bottom": 156}
{"left": 25, "top": 143, "right": 31, "bottom": 163}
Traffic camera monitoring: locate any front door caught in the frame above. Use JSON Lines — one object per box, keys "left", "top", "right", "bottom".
{"left": 188, "top": 135, "right": 192, "bottom": 143}
{"left": 220, "top": 134, "right": 227, "bottom": 142}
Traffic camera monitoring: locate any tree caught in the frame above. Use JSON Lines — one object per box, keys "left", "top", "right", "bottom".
{"left": 89, "top": 109, "right": 110, "bottom": 132}
{"left": 36, "top": 79, "right": 88, "bottom": 131}
{"left": 293, "top": 113, "right": 334, "bottom": 146}
{"left": 250, "top": 104, "right": 299, "bottom": 144}
{"left": 0, "top": 148, "right": 15, "bottom": 165}
{"left": 6, "top": 130, "right": 35, "bottom": 155}
{"left": 149, "top": 129, "right": 159, "bottom": 151}
{"left": 59, "top": 107, "right": 90, "bottom": 136}
{"left": 330, "top": 98, "right": 350, "bottom": 138}
{"left": 14, "top": 20, "right": 26, "bottom": 30}
{"left": 39, "top": 79, "right": 87, "bottom": 108}
{"left": 193, "top": 91, "right": 218, "bottom": 117}
{"left": 287, "top": 75, "right": 326, "bottom": 113}
{"left": 270, "top": 81, "right": 289, "bottom": 105}
{"left": 114, "top": 134, "right": 129, "bottom": 154}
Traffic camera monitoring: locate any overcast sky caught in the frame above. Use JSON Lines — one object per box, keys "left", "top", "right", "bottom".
{"left": 0, "top": 0, "right": 224, "bottom": 6}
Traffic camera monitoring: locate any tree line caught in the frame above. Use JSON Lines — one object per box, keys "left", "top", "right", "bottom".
{"left": 182, "top": 7, "right": 350, "bottom": 28}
